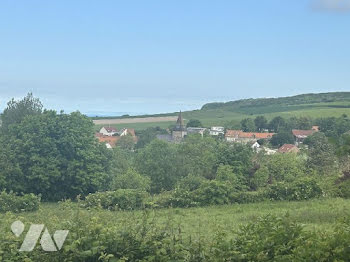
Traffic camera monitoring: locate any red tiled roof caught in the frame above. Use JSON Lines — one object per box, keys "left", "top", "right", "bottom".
{"left": 292, "top": 129, "right": 316, "bottom": 138}
{"left": 97, "top": 135, "right": 120, "bottom": 147}
{"left": 278, "top": 144, "right": 299, "bottom": 153}
{"left": 225, "top": 130, "right": 275, "bottom": 139}
{"left": 95, "top": 132, "right": 104, "bottom": 137}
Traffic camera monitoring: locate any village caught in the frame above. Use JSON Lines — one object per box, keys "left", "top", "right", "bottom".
{"left": 95, "top": 111, "right": 320, "bottom": 154}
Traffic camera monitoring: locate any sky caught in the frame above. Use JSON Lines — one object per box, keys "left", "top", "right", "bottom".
{"left": 0, "top": 0, "right": 350, "bottom": 115}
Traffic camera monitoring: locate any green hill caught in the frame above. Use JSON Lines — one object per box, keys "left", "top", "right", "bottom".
{"left": 93, "top": 92, "right": 350, "bottom": 130}
{"left": 179, "top": 92, "right": 350, "bottom": 128}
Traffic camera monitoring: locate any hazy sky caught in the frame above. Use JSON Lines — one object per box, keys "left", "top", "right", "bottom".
{"left": 1, "top": 0, "right": 350, "bottom": 115}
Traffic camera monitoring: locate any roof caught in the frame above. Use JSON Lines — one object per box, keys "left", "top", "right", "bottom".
{"left": 102, "top": 126, "right": 118, "bottom": 133}
{"left": 225, "top": 130, "right": 275, "bottom": 139}
{"left": 278, "top": 144, "right": 299, "bottom": 153}
{"left": 96, "top": 135, "right": 120, "bottom": 148}
{"left": 292, "top": 129, "right": 316, "bottom": 138}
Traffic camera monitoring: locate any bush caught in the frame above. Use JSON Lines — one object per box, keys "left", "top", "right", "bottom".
{"left": 267, "top": 178, "right": 323, "bottom": 201}
{"left": 229, "top": 191, "right": 266, "bottom": 204}
{"left": 111, "top": 168, "right": 151, "bottom": 192}
{"left": 0, "top": 191, "right": 40, "bottom": 212}
{"left": 165, "top": 188, "right": 199, "bottom": 208}
{"left": 82, "top": 189, "right": 148, "bottom": 211}
{"left": 229, "top": 215, "right": 305, "bottom": 261}
{"left": 338, "top": 179, "right": 350, "bottom": 198}
{"left": 193, "top": 180, "right": 232, "bottom": 206}
{"left": 175, "top": 174, "right": 206, "bottom": 192}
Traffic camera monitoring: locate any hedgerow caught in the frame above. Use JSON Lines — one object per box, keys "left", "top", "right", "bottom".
{"left": 0, "top": 191, "right": 40, "bottom": 213}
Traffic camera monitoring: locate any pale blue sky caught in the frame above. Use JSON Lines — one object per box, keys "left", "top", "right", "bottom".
{"left": 0, "top": 0, "right": 349, "bottom": 115}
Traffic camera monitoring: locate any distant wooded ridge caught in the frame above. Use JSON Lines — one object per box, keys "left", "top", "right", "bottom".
{"left": 201, "top": 92, "right": 350, "bottom": 110}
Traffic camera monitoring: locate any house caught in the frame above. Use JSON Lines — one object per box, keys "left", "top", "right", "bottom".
{"left": 119, "top": 128, "right": 136, "bottom": 137}
{"left": 187, "top": 127, "right": 207, "bottom": 137}
{"left": 292, "top": 129, "right": 317, "bottom": 145}
{"left": 99, "top": 126, "right": 118, "bottom": 136}
{"left": 251, "top": 141, "right": 261, "bottom": 151}
{"left": 225, "top": 130, "right": 275, "bottom": 143}
{"left": 278, "top": 144, "right": 300, "bottom": 154}
{"left": 96, "top": 128, "right": 138, "bottom": 148}
{"left": 210, "top": 126, "right": 225, "bottom": 136}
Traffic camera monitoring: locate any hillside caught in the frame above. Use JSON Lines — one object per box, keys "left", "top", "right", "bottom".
{"left": 201, "top": 92, "right": 350, "bottom": 113}
{"left": 93, "top": 92, "right": 350, "bottom": 130}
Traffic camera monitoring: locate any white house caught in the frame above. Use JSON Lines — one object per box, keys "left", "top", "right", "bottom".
{"left": 99, "top": 126, "right": 118, "bottom": 136}
{"left": 210, "top": 126, "right": 225, "bottom": 136}
{"left": 251, "top": 141, "right": 260, "bottom": 150}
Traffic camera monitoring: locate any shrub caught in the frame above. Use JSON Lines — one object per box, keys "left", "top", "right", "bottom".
{"left": 338, "top": 179, "right": 350, "bottom": 198}
{"left": 165, "top": 188, "right": 199, "bottom": 208}
{"left": 229, "top": 191, "right": 266, "bottom": 204}
{"left": 111, "top": 168, "right": 151, "bottom": 192}
{"left": 193, "top": 180, "right": 232, "bottom": 206}
{"left": 0, "top": 191, "right": 40, "bottom": 212}
{"left": 267, "top": 178, "right": 323, "bottom": 201}
{"left": 175, "top": 174, "right": 206, "bottom": 192}
{"left": 215, "top": 164, "right": 247, "bottom": 191}
{"left": 228, "top": 215, "right": 305, "bottom": 261}
{"left": 82, "top": 189, "right": 148, "bottom": 211}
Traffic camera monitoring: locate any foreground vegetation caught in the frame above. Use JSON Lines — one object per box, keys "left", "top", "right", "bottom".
{"left": 1, "top": 198, "right": 350, "bottom": 261}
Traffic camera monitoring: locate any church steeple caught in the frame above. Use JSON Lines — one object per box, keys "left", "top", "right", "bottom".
{"left": 174, "top": 111, "right": 185, "bottom": 131}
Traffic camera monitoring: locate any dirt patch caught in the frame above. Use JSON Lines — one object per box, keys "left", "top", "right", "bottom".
{"left": 93, "top": 116, "right": 178, "bottom": 125}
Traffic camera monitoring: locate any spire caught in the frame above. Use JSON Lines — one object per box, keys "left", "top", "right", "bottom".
{"left": 174, "top": 111, "right": 185, "bottom": 131}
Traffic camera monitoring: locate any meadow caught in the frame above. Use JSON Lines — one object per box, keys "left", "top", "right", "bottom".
{"left": 6, "top": 198, "right": 350, "bottom": 239}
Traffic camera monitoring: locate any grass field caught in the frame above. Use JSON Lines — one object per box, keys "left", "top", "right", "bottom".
{"left": 8, "top": 198, "right": 350, "bottom": 241}
{"left": 93, "top": 100, "right": 350, "bottom": 131}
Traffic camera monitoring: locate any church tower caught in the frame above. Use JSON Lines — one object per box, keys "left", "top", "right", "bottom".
{"left": 172, "top": 111, "right": 187, "bottom": 142}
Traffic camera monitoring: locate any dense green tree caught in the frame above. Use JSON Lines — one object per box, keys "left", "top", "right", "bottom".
{"left": 254, "top": 116, "right": 268, "bottom": 132}
{"left": 177, "top": 134, "right": 218, "bottom": 179}
{"left": 135, "top": 140, "right": 180, "bottom": 193}
{"left": 270, "top": 131, "right": 295, "bottom": 147}
{"left": 216, "top": 142, "right": 253, "bottom": 178}
{"left": 136, "top": 127, "right": 167, "bottom": 149}
{"left": 268, "top": 116, "right": 286, "bottom": 132}
{"left": 305, "top": 132, "right": 337, "bottom": 174}
{"left": 117, "top": 134, "right": 135, "bottom": 150}
{"left": 1, "top": 93, "right": 43, "bottom": 132}
{"left": 287, "top": 116, "right": 313, "bottom": 130}
{"left": 253, "top": 153, "right": 306, "bottom": 188}
{"left": 215, "top": 164, "right": 247, "bottom": 191}
{"left": 240, "top": 118, "right": 256, "bottom": 132}
{"left": 317, "top": 116, "right": 350, "bottom": 138}
{"left": 186, "top": 119, "right": 202, "bottom": 127}
{"left": 0, "top": 110, "right": 111, "bottom": 200}
{"left": 337, "top": 133, "right": 350, "bottom": 157}
{"left": 111, "top": 168, "right": 150, "bottom": 191}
